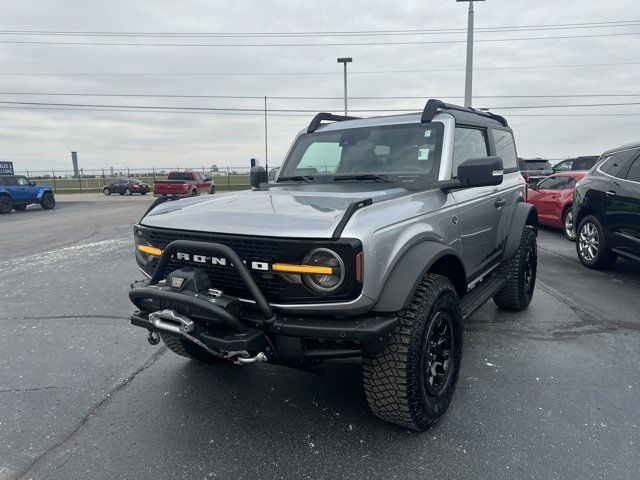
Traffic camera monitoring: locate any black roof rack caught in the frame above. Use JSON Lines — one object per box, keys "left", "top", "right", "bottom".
{"left": 307, "top": 112, "right": 361, "bottom": 134}
{"left": 421, "top": 99, "right": 508, "bottom": 127}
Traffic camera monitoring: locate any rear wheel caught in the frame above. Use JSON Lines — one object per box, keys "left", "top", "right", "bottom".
{"left": 576, "top": 215, "right": 617, "bottom": 269}
{"left": 190, "top": 189, "right": 198, "bottom": 197}
{"left": 363, "top": 274, "right": 463, "bottom": 430}
{"left": 562, "top": 206, "right": 576, "bottom": 241}
{"left": 210, "top": 186, "right": 215, "bottom": 194}
{"left": 103, "top": 188, "right": 111, "bottom": 195}
{"left": 493, "top": 226, "right": 537, "bottom": 311}
{"left": 13, "top": 204, "right": 27, "bottom": 211}
{"left": 0, "top": 196, "right": 12, "bottom": 214}
{"left": 40, "top": 191, "right": 55, "bottom": 210}
{"left": 159, "top": 332, "right": 223, "bottom": 363}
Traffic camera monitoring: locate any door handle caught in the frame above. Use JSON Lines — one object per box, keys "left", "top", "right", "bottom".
{"left": 495, "top": 198, "right": 507, "bottom": 208}
{"left": 606, "top": 190, "right": 617, "bottom": 197}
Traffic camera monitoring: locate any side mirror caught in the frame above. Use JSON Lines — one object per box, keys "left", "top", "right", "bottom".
{"left": 457, "top": 156, "right": 504, "bottom": 188}
{"left": 30, "top": 181, "right": 36, "bottom": 186}
{"left": 250, "top": 166, "right": 268, "bottom": 188}
{"left": 530, "top": 182, "right": 540, "bottom": 190}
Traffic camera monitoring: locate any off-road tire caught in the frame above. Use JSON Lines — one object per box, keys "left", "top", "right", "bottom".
{"left": 13, "top": 204, "right": 27, "bottom": 211}
{"left": 0, "top": 196, "right": 13, "bottom": 214}
{"left": 363, "top": 274, "right": 463, "bottom": 431}
{"left": 159, "top": 332, "right": 222, "bottom": 363}
{"left": 562, "top": 205, "right": 576, "bottom": 241}
{"left": 493, "top": 226, "right": 537, "bottom": 311}
{"left": 576, "top": 215, "right": 617, "bottom": 270}
{"left": 40, "top": 192, "right": 56, "bottom": 210}
{"left": 103, "top": 188, "right": 111, "bottom": 195}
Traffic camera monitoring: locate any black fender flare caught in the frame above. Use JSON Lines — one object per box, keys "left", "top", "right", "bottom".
{"left": 502, "top": 202, "right": 538, "bottom": 260}
{"left": 373, "top": 242, "right": 466, "bottom": 313}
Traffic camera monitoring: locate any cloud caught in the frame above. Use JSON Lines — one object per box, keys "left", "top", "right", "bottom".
{"left": 1, "top": 0, "right": 639, "bottom": 172}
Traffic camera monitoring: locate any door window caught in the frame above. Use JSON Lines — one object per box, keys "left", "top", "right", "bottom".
{"left": 452, "top": 127, "right": 489, "bottom": 177}
{"left": 537, "top": 176, "right": 571, "bottom": 190}
{"left": 626, "top": 158, "right": 640, "bottom": 183}
{"left": 600, "top": 150, "right": 638, "bottom": 178}
{"left": 17, "top": 177, "right": 30, "bottom": 186}
{"left": 491, "top": 129, "right": 518, "bottom": 170}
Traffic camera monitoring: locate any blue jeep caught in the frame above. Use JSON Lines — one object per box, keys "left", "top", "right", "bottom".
{"left": 0, "top": 175, "right": 56, "bottom": 214}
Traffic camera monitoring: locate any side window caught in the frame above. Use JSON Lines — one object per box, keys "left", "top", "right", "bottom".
{"left": 626, "top": 158, "right": 640, "bottom": 182}
{"left": 600, "top": 150, "right": 638, "bottom": 178}
{"left": 554, "top": 160, "right": 573, "bottom": 171}
{"left": 491, "top": 129, "right": 518, "bottom": 170}
{"left": 452, "top": 127, "right": 489, "bottom": 177}
{"left": 3, "top": 177, "right": 18, "bottom": 186}
{"left": 538, "top": 176, "right": 570, "bottom": 190}
{"left": 17, "top": 177, "right": 30, "bottom": 186}
{"left": 298, "top": 142, "right": 342, "bottom": 174}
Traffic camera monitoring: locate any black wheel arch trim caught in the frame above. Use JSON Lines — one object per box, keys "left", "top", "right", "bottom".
{"left": 373, "top": 242, "right": 467, "bottom": 313}
{"left": 503, "top": 202, "right": 538, "bottom": 261}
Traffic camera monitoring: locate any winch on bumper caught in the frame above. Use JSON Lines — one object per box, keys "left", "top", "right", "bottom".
{"left": 129, "top": 240, "right": 397, "bottom": 366}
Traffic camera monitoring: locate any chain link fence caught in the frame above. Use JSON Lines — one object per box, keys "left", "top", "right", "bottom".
{"left": 13, "top": 166, "right": 262, "bottom": 194}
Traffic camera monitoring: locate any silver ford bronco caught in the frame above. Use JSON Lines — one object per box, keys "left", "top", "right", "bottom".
{"left": 129, "top": 99, "right": 538, "bottom": 430}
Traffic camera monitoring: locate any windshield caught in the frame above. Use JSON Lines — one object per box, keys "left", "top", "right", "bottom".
{"left": 279, "top": 122, "right": 444, "bottom": 185}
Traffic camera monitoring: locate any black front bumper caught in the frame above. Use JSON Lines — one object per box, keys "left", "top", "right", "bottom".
{"left": 130, "top": 239, "right": 396, "bottom": 362}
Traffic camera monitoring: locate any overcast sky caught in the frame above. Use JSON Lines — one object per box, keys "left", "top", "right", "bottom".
{"left": 1, "top": 0, "right": 640, "bottom": 173}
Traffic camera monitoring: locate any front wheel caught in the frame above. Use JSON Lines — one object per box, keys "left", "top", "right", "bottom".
{"left": 576, "top": 215, "right": 617, "bottom": 269}
{"left": 40, "top": 192, "right": 56, "bottom": 210}
{"left": 0, "top": 196, "right": 13, "bottom": 214}
{"left": 125, "top": 188, "right": 132, "bottom": 196}
{"left": 562, "top": 206, "right": 576, "bottom": 241}
{"left": 159, "top": 332, "right": 223, "bottom": 363}
{"left": 363, "top": 274, "right": 463, "bottom": 430}
{"left": 493, "top": 226, "right": 537, "bottom": 311}
{"left": 190, "top": 189, "right": 198, "bottom": 197}
{"left": 103, "top": 188, "right": 111, "bottom": 195}
{"left": 210, "top": 187, "right": 215, "bottom": 195}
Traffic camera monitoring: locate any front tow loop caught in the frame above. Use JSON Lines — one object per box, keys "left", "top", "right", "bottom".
{"left": 234, "top": 352, "right": 268, "bottom": 364}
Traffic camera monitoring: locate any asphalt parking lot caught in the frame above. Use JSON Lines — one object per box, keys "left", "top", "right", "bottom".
{"left": 1, "top": 194, "right": 639, "bottom": 480}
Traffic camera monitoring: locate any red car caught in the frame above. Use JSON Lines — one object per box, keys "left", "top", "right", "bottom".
{"left": 527, "top": 171, "right": 586, "bottom": 240}
{"left": 153, "top": 171, "right": 215, "bottom": 197}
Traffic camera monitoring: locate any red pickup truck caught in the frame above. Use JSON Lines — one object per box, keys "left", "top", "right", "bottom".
{"left": 153, "top": 171, "right": 215, "bottom": 197}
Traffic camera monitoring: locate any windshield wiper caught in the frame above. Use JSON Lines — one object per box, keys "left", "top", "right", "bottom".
{"left": 333, "top": 174, "right": 391, "bottom": 183}
{"left": 277, "top": 175, "right": 314, "bottom": 183}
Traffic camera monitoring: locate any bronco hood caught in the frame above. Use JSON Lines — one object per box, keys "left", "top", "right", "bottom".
{"left": 140, "top": 186, "right": 408, "bottom": 238}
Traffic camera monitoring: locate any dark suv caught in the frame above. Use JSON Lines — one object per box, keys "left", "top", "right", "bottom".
{"left": 553, "top": 156, "right": 599, "bottom": 172}
{"left": 518, "top": 158, "right": 553, "bottom": 184}
{"left": 574, "top": 142, "right": 640, "bottom": 269}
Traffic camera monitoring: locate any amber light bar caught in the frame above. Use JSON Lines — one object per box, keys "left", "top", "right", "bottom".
{"left": 137, "top": 245, "right": 163, "bottom": 256}
{"left": 272, "top": 263, "right": 333, "bottom": 275}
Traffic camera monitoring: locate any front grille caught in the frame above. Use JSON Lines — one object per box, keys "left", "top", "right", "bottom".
{"left": 143, "top": 228, "right": 361, "bottom": 304}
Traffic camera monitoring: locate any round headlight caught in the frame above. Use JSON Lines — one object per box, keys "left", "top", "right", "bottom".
{"left": 302, "top": 248, "right": 345, "bottom": 293}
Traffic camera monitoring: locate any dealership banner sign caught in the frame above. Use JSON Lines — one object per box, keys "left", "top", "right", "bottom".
{"left": 0, "top": 161, "right": 14, "bottom": 175}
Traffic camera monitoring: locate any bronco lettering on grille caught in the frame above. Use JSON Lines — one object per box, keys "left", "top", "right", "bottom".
{"left": 175, "top": 252, "right": 270, "bottom": 271}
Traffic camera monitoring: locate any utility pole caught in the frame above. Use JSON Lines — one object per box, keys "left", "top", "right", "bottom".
{"left": 264, "top": 96, "right": 268, "bottom": 172}
{"left": 458, "top": 0, "right": 484, "bottom": 107}
{"left": 337, "top": 57, "right": 353, "bottom": 115}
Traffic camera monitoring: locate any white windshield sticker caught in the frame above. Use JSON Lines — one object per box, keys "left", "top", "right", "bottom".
{"left": 418, "top": 148, "right": 430, "bottom": 160}
{"left": 424, "top": 130, "right": 432, "bottom": 137}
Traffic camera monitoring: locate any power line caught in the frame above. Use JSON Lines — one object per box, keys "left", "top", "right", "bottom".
{"left": 2, "top": 104, "right": 640, "bottom": 119}
{"left": 1, "top": 61, "right": 639, "bottom": 77}
{"left": 4, "top": 91, "right": 640, "bottom": 101}
{"left": 1, "top": 31, "right": 639, "bottom": 47}
{"left": 1, "top": 19, "right": 638, "bottom": 37}
{"left": 3, "top": 99, "right": 640, "bottom": 112}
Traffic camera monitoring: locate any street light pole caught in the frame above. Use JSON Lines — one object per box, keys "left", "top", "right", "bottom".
{"left": 458, "top": 0, "right": 484, "bottom": 107}
{"left": 337, "top": 57, "right": 353, "bottom": 115}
